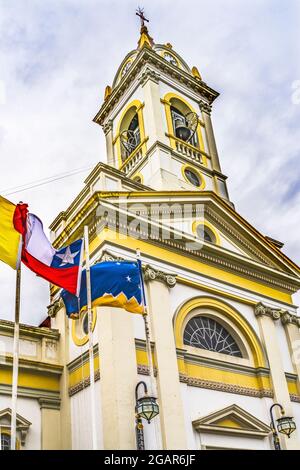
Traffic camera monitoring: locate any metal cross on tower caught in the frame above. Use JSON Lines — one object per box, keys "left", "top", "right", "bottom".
{"left": 136, "top": 7, "right": 149, "bottom": 27}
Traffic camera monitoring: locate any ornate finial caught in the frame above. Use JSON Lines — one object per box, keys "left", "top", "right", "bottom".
{"left": 104, "top": 85, "right": 112, "bottom": 101}
{"left": 192, "top": 66, "right": 202, "bottom": 81}
{"left": 136, "top": 7, "right": 154, "bottom": 49}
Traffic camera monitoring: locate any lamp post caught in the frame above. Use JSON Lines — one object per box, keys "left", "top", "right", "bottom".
{"left": 135, "top": 381, "right": 159, "bottom": 450}
{"left": 270, "top": 403, "right": 296, "bottom": 450}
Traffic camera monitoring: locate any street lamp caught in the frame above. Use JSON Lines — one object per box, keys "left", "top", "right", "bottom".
{"left": 270, "top": 403, "right": 296, "bottom": 449}
{"left": 135, "top": 381, "right": 159, "bottom": 450}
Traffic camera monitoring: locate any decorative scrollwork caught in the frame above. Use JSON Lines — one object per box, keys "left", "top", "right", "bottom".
{"left": 120, "top": 129, "right": 139, "bottom": 159}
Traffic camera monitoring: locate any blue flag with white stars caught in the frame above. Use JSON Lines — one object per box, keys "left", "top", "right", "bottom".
{"left": 61, "top": 260, "right": 145, "bottom": 318}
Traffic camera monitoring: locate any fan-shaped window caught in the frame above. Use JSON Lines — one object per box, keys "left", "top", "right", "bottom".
{"left": 120, "top": 113, "right": 141, "bottom": 162}
{"left": 196, "top": 225, "right": 216, "bottom": 243}
{"left": 171, "top": 105, "right": 198, "bottom": 147}
{"left": 183, "top": 316, "right": 242, "bottom": 357}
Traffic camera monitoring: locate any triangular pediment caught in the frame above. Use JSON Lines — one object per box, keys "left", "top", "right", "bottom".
{"left": 0, "top": 408, "right": 31, "bottom": 446}
{"left": 0, "top": 407, "right": 31, "bottom": 428}
{"left": 95, "top": 189, "right": 300, "bottom": 278}
{"left": 193, "top": 404, "right": 270, "bottom": 438}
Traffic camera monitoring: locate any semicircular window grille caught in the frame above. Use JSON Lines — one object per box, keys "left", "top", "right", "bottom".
{"left": 183, "top": 316, "right": 242, "bottom": 357}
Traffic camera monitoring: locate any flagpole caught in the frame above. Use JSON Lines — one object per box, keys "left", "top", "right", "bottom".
{"left": 11, "top": 265, "right": 21, "bottom": 450}
{"left": 136, "top": 249, "right": 161, "bottom": 449}
{"left": 136, "top": 250, "right": 156, "bottom": 395}
{"left": 84, "top": 226, "right": 98, "bottom": 450}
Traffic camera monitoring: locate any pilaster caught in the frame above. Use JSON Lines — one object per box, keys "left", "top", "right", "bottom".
{"left": 146, "top": 268, "right": 187, "bottom": 449}
{"left": 39, "top": 398, "right": 61, "bottom": 450}
{"left": 255, "top": 302, "right": 300, "bottom": 449}
{"left": 141, "top": 67, "right": 168, "bottom": 148}
{"left": 103, "top": 120, "right": 117, "bottom": 167}
{"left": 98, "top": 306, "right": 138, "bottom": 449}
{"left": 199, "top": 101, "right": 221, "bottom": 173}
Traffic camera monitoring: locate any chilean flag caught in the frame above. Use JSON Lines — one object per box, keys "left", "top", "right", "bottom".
{"left": 21, "top": 213, "right": 83, "bottom": 296}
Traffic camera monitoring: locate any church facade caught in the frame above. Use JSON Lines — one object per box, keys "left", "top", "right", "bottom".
{"left": 1, "top": 21, "right": 300, "bottom": 450}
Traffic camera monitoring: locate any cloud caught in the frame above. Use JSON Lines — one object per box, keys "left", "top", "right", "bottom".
{"left": 0, "top": 0, "right": 300, "bottom": 324}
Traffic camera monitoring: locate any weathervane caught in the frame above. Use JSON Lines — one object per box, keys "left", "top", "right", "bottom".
{"left": 136, "top": 7, "right": 149, "bottom": 28}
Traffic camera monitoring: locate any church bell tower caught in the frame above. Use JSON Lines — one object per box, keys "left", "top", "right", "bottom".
{"left": 93, "top": 10, "right": 230, "bottom": 203}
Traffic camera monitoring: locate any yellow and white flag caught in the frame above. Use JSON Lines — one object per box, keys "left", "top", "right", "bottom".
{"left": 0, "top": 196, "right": 23, "bottom": 269}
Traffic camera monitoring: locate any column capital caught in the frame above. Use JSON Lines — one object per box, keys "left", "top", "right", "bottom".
{"left": 103, "top": 119, "right": 113, "bottom": 135}
{"left": 48, "top": 297, "right": 65, "bottom": 318}
{"left": 138, "top": 67, "right": 160, "bottom": 86}
{"left": 255, "top": 302, "right": 300, "bottom": 326}
{"left": 39, "top": 397, "right": 61, "bottom": 410}
{"left": 144, "top": 264, "right": 177, "bottom": 288}
{"left": 199, "top": 101, "right": 212, "bottom": 115}
{"left": 281, "top": 311, "right": 300, "bottom": 328}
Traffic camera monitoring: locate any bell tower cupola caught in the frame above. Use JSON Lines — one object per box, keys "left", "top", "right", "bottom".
{"left": 93, "top": 10, "right": 230, "bottom": 202}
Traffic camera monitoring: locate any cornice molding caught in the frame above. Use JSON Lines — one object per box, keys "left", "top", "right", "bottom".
{"left": 205, "top": 207, "right": 275, "bottom": 267}
{"left": 0, "top": 319, "right": 60, "bottom": 341}
{"left": 255, "top": 302, "right": 300, "bottom": 326}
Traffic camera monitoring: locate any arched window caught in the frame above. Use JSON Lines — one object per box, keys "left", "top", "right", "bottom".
{"left": 196, "top": 225, "right": 216, "bottom": 243}
{"left": 171, "top": 106, "right": 198, "bottom": 148}
{"left": 120, "top": 112, "right": 141, "bottom": 162}
{"left": 183, "top": 316, "right": 242, "bottom": 357}
{"left": 1, "top": 432, "right": 11, "bottom": 450}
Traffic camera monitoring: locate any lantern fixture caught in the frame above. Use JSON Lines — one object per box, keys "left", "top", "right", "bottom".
{"left": 135, "top": 381, "right": 159, "bottom": 424}
{"left": 270, "top": 403, "right": 296, "bottom": 450}
{"left": 276, "top": 415, "right": 297, "bottom": 438}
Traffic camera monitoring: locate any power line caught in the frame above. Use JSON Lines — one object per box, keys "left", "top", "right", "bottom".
{"left": 1, "top": 164, "right": 96, "bottom": 197}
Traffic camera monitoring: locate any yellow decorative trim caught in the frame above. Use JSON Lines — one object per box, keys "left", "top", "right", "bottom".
{"left": 114, "top": 100, "right": 147, "bottom": 168}
{"left": 119, "top": 59, "right": 133, "bottom": 81}
{"left": 162, "top": 92, "right": 207, "bottom": 165}
{"left": 69, "top": 356, "right": 100, "bottom": 389}
{"left": 192, "top": 220, "right": 221, "bottom": 245}
{"left": 72, "top": 309, "right": 97, "bottom": 347}
{"left": 181, "top": 164, "right": 206, "bottom": 190}
{"left": 104, "top": 85, "right": 112, "bottom": 101}
{"left": 191, "top": 66, "right": 202, "bottom": 80}
{"left": 0, "top": 369, "right": 60, "bottom": 392}
{"left": 173, "top": 297, "right": 266, "bottom": 367}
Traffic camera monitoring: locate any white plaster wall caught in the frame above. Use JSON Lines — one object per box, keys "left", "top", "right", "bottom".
{"left": 71, "top": 380, "right": 103, "bottom": 450}
{"left": 180, "top": 384, "right": 273, "bottom": 450}
{"left": 0, "top": 396, "right": 41, "bottom": 450}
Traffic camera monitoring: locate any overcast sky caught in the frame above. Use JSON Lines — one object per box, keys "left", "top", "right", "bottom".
{"left": 0, "top": 0, "right": 300, "bottom": 325}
